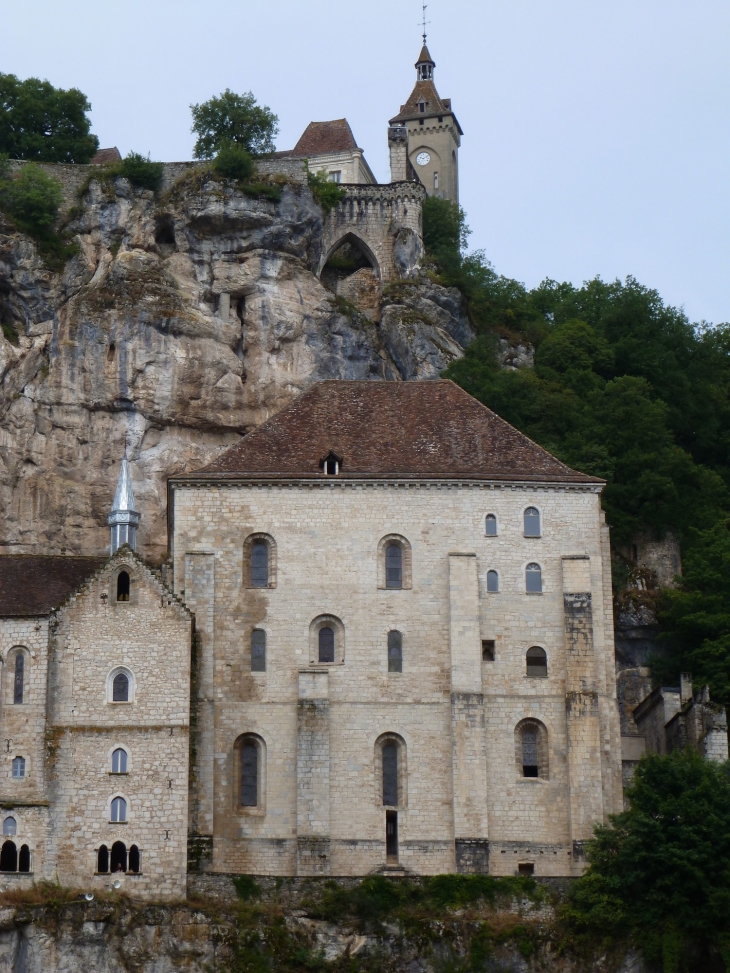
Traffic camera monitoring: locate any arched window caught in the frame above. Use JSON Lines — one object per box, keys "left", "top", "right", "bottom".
{"left": 524, "top": 507, "right": 541, "bottom": 537}
{"left": 111, "top": 796, "right": 127, "bottom": 823}
{"left": 97, "top": 844, "right": 109, "bottom": 873}
{"left": 13, "top": 652, "right": 25, "bottom": 705}
{"left": 526, "top": 563, "right": 542, "bottom": 594}
{"left": 18, "top": 845, "right": 30, "bottom": 873}
{"left": 251, "top": 542, "right": 269, "bottom": 587}
{"left": 241, "top": 740, "right": 258, "bottom": 807}
{"left": 0, "top": 841, "right": 17, "bottom": 872}
{"left": 526, "top": 646, "right": 548, "bottom": 678}
{"left": 386, "top": 544, "right": 403, "bottom": 589}
{"left": 117, "top": 571, "right": 130, "bottom": 602}
{"left": 485, "top": 514, "right": 497, "bottom": 537}
{"left": 515, "top": 719, "right": 549, "bottom": 779}
{"left": 113, "top": 672, "right": 130, "bottom": 702}
{"left": 3, "top": 817, "right": 16, "bottom": 836}
{"left": 387, "top": 631, "right": 402, "bottom": 673}
{"left": 319, "top": 626, "right": 335, "bottom": 664}
{"left": 382, "top": 743, "right": 398, "bottom": 807}
{"left": 128, "top": 844, "right": 140, "bottom": 873}
{"left": 110, "top": 841, "right": 127, "bottom": 873}
{"left": 251, "top": 630, "right": 266, "bottom": 672}
{"left": 487, "top": 570, "right": 499, "bottom": 593}
{"left": 11, "top": 757, "right": 25, "bottom": 779}
{"left": 521, "top": 727, "right": 539, "bottom": 777}
{"left": 112, "top": 748, "right": 128, "bottom": 774}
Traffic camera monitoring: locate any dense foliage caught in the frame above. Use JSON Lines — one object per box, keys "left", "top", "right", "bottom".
{"left": 190, "top": 89, "right": 278, "bottom": 159}
{"left": 112, "top": 151, "right": 164, "bottom": 192}
{"left": 307, "top": 169, "right": 346, "bottom": 213}
{"left": 0, "top": 73, "right": 98, "bottom": 163}
{"left": 214, "top": 142, "right": 254, "bottom": 181}
{"left": 0, "top": 161, "right": 62, "bottom": 228}
{"left": 563, "top": 751, "right": 730, "bottom": 972}
{"left": 426, "top": 201, "right": 730, "bottom": 548}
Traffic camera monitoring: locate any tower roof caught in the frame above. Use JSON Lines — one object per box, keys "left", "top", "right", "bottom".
{"left": 174, "top": 381, "right": 602, "bottom": 485}
{"left": 111, "top": 458, "right": 137, "bottom": 515}
{"left": 416, "top": 44, "right": 435, "bottom": 66}
{"left": 291, "top": 119, "right": 359, "bottom": 156}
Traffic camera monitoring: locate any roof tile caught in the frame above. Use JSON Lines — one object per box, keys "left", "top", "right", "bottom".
{"left": 0, "top": 555, "right": 107, "bottom": 616}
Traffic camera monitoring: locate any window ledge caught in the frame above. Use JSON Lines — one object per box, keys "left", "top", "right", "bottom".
{"left": 109, "top": 772, "right": 129, "bottom": 776}
{"left": 95, "top": 871, "right": 142, "bottom": 876}
{"left": 109, "top": 820, "right": 128, "bottom": 825}
{"left": 0, "top": 870, "right": 32, "bottom": 876}
{"left": 239, "top": 808, "right": 266, "bottom": 817}
{"left": 525, "top": 592, "right": 543, "bottom": 596}
{"left": 517, "top": 777, "right": 547, "bottom": 783}
{"left": 108, "top": 701, "right": 133, "bottom": 706}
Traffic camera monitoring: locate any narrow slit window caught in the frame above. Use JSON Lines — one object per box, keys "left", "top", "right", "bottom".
{"left": 485, "top": 514, "right": 497, "bottom": 536}
{"left": 526, "top": 563, "right": 542, "bottom": 593}
{"left": 387, "top": 631, "right": 403, "bottom": 673}
{"left": 318, "top": 626, "right": 335, "bottom": 663}
{"left": 251, "top": 630, "right": 266, "bottom": 672}
{"left": 382, "top": 743, "right": 398, "bottom": 806}
{"left": 386, "top": 544, "right": 403, "bottom": 589}
{"left": 487, "top": 570, "right": 499, "bottom": 593}
{"left": 526, "top": 646, "right": 548, "bottom": 678}
{"left": 111, "top": 796, "right": 127, "bottom": 823}
{"left": 13, "top": 653, "right": 24, "bottom": 705}
{"left": 386, "top": 809, "right": 398, "bottom": 858}
{"left": 113, "top": 672, "right": 130, "bottom": 702}
{"left": 241, "top": 741, "right": 258, "bottom": 807}
{"left": 112, "top": 748, "right": 128, "bottom": 773}
{"left": 522, "top": 728, "right": 539, "bottom": 777}
{"left": 524, "top": 507, "right": 541, "bottom": 537}
{"left": 117, "top": 571, "right": 130, "bottom": 602}
{"left": 11, "top": 757, "right": 25, "bottom": 779}
{"left": 251, "top": 542, "right": 269, "bottom": 587}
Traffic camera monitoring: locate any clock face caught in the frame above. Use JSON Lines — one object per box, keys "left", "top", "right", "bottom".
{"left": 416, "top": 151, "right": 431, "bottom": 166}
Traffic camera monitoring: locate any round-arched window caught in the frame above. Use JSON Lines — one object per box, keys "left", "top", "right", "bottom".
{"left": 3, "top": 817, "right": 16, "bottom": 836}
{"left": 487, "top": 570, "right": 499, "bottom": 593}
{"left": 526, "top": 563, "right": 542, "bottom": 593}
{"left": 319, "top": 627, "right": 335, "bottom": 664}
{"left": 524, "top": 507, "right": 541, "bottom": 537}
{"left": 526, "top": 646, "right": 548, "bottom": 677}
{"left": 485, "top": 514, "right": 497, "bottom": 536}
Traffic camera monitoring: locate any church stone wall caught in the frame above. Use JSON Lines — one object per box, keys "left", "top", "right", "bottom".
{"left": 172, "top": 479, "right": 622, "bottom": 878}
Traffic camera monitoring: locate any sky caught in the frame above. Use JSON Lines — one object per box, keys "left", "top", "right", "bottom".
{"left": 2, "top": 0, "right": 729, "bottom": 324}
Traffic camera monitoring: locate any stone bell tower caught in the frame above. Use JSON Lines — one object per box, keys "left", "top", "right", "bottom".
{"left": 388, "top": 42, "right": 463, "bottom": 203}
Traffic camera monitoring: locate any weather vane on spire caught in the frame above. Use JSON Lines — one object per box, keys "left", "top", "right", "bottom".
{"left": 420, "top": 1, "right": 430, "bottom": 45}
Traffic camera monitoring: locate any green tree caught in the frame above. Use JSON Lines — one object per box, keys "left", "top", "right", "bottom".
{"left": 564, "top": 751, "right": 730, "bottom": 972}
{"left": 0, "top": 163, "right": 63, "bottom": 229}
{"left": 213, "top": 143, "right": 254, "bottom": 181}
{"left": 190, "top": 90, "right": 278, "bottom": 159}
{"left": 0, "top": 73, "right": 98, "bottom": 163}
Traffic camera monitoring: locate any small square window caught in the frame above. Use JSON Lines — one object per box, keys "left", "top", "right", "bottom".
{"left": 518, "top": 863, "right": 535, "bottom": 876}
{"left": 482, "top": 640, "right": 495, "bottom": 662}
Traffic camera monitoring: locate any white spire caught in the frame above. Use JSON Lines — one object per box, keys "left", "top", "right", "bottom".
{"left": 108, "top": 458, "right": 141, "bottom": 554}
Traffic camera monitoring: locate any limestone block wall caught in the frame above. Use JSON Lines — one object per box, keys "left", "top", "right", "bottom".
{"left": 172, "top": 478, "right": 622, "bottom": 878}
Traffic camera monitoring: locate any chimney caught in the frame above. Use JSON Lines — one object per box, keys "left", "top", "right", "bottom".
{"left": 388, "top": 126, "right": 408, "bottom": 183}
{"left": 680, "top": 673, "right": 693, "bottom": 706}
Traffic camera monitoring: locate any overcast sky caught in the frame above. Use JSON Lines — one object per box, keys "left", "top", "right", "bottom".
{"left": 3, "top": 0, "right": 729, "bottom": 324}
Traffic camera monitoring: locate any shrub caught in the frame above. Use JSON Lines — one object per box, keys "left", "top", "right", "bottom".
{"left": 240, "top": 181, "right": 282, "bottom": 203}
{"left": 307, "top": 170, "right": 345, "bottom": 213}
{"left": 115, "top": 152, "right": 163, "bottom": 192}
{"left": 191, "top": 89, "right": 278, "bottom": 159}
{"left": 214, "top": 143, "right": 254, "bottom": 181}
{"left": 1, "top": 163, "right": 62, "bottom": 229}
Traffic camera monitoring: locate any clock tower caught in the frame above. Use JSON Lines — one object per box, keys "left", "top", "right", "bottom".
{"left": 388, "top": 43, "right": 462, "bottom": 203}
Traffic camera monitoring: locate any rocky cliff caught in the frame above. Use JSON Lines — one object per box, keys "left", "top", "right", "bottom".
{"left": 0, "top": 164, "right": 473, "bottom": 561}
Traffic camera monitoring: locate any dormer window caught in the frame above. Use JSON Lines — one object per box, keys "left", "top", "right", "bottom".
{"left": 419, "top": 100, "right": 426, "bottom": 113}
{"left": 320, "top": 451, "right": 342, "bottom": 476}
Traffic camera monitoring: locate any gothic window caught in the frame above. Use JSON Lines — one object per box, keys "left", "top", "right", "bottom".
{"left": 241, "top": 740, "right": 258, "bottom": 807}
{"left": 319, "top": 626, "right": 335, "bottom": 664}
{"left": 97, "top": 844, "right": 109, "bottom": 873}
{"left": 3, "top": 817, "right": 16, "bottom": 836}
{"left": 526, "top": 563, "right": 542, "bottom": 594}
{"left": 386, "top": 544, "right": 403, "bottom": 589}
{"left": 110, "top": 841, "right": 127, "bottom": 872}
{"left": 485, "top": 514, "right": 497, "bottom": 536}
{"left": 112, "top": 748, "right": 128, "bottom": 774}
{"left": 18, "top": 844, "right": 30, "bottom": 873}
{"left": 128, "top": 844, "right": 140, "bottom": 873}
{"left": 117, "top": 571, "right": 130, "bottom": 602}
{"left": 0, "top": 841, "right": 17, "bottom": 872}
{"left": 111, "top": 796, "right": 127, "bottom": 823}
{"left": 515, "top": 719, "right": 549, "bottom": 779}
{"left": 11, "top": 757, "right": 25, "bottom": 779}
{"left": 113, "top": 672, "right": 130, "bottom": 702}
{"left": 251, "top": 630, "right": 266, "bottom": 672}
{"left": 526, "top": 646, "right": 548, "bottom": 678}
{"left": 487, "top": 570, "right": 499, "bottom": 593}
{"left": 387, "top": 631, "right": 403, "bottom": 673}
{"left": 382, "top": 743, "right": 398, "bottom": 806}
{"left": 251, "top": 542, "right": 269, "bottom": 587}
{"left": 13, "top": 651, "right": 25, "bottom": 704}
{"left": 524, "top": 507, "right": 541, "bottom": 537}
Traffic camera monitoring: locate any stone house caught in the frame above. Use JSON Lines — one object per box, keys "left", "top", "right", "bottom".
{"left": 276, "top": 119, "right": 377, "bottom": 185}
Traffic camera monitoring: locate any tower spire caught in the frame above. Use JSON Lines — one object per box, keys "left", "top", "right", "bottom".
{"left": 421, "top": 1, "right": 429, "bottom": 45}
{"left": 108, "top": 458, "right": 140, "bottom": 554}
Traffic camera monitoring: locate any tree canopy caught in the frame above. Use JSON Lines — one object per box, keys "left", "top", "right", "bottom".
{"left": 0, "top": 73, "right": 99, "bottom": 163}
{"left": 190, "top": 90, "right": 278, "bottom": 159}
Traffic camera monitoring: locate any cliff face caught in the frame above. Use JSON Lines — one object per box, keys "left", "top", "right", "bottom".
{"left": 0, "top": 167, "right": 473, "bottom": 561}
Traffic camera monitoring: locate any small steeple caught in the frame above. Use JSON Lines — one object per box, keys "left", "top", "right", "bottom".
{"left": 108, "top": 458, "right": 140, "bottom": 554}
{"left": 416, "top": 44, "right": 435, "bottom": 82}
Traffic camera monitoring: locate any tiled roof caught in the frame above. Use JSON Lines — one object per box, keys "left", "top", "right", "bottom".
{"left": 417, "top": 44, "right": 435, "bottom": 65}
{"left": 389, "top": 80, "right": 460, "bottom": 128}
{"left": 0, "top": 555, "right": 107, "bottom": 616}
{"left": 291, "top": 119, "right": 359, "bottom": 156}
{"left": 177, "top": 381, "right": 601, "bottom": 485}
{"left": 89, "top": 147, "right": 122, "bottom": 165}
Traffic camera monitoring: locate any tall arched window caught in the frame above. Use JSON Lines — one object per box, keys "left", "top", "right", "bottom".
{"left": 524, "top": 507, "right": 541, "bottom": 537}
{"left": 386, "top": 544, "right": 403, "bottom": 589}
{"left": 113, "top": 672, "right": 130, "bottom": 702}
{"left": 251, "top": 542, "right": 269, "bottom": 587}
{"left": 0, "top": 841, "right": 17, "bottom": 872}
{"left": 387, "top": 631, "right": 402, "bottom": 673}
{"left": 319, "top": 626, "right": 335, "bottom": 664}
{"left": 251, "top": 630, "right": 266, "bottom": 672}
{"left": 521, "top": 727, "right": 539, "bottom": 777}
{"left": 128, "top": 844, "right": 140, "bottom": 873}
{"left": 526, "top": 563, "right": 542, "bottom": 593}
{"left": 3, "top": 817, "right": 16, "bottom": 836}
{"left": 13, "top": 652, "right": 24, "bottom": 705}
{"left": 382, "top": 743, "right": 398, "bottom": 806}
{"left": 112, "top": 748, "right": 128, "bottom": 773}
{"left": 111, "top": 796, "right": 127, "bottom": 822}
{"left": 117, "top": 571, "right": 130, "bottom": 602}
{"left": 515, "top": 719, "right": 549, "bottom": 779}
{"left": 18, "top": 844, "right": 30, "bottom": 873}
{"left": 11, "top": 757, "right": 25, "bottom": 779}
{"left": 526, "top": 646, "right": 548, "bottom": 678}
{"left": 487, "top": 570, "right": 499, "bottom": 593}
{"left": 97, "top": 844, "right": 109, "bottom": 873}
{"left": 241, "top": 741, "right": 258, "bottom": 807}
{"left": 110, "top": 841, "right": 127, "bottom": 873}
{"left": 485, "top": 514, "right": 497, "bottom": 536}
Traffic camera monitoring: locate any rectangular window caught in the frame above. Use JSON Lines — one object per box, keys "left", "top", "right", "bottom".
{"left": 328, "top": 171, "right": 342, "bottom": 183}
{"left": 482, "top": 640, "right": 495, "bottom": 661}
{"left": 386, "top": 810, "right": 398, "bottom": 858}
{"left": 251, "top": 630, "right": 266, "bottom": 672}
